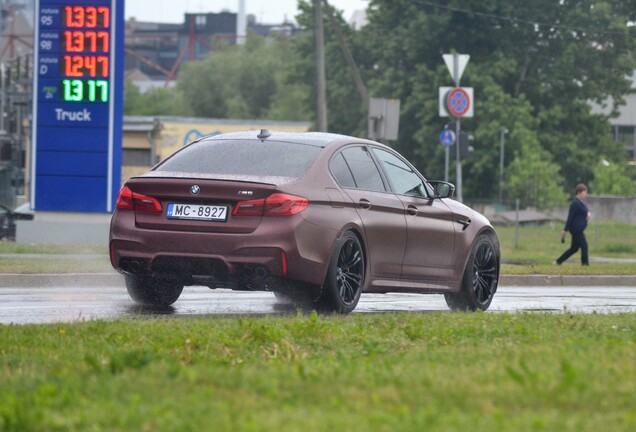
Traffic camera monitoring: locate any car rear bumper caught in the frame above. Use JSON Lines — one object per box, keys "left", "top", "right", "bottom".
{"left": 109, "top": 210, "right": 336, "bottom": 288}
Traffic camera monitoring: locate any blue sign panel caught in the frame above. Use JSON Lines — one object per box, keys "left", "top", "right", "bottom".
{"left": 439, "top": 129, "right": 456, "bottom": 147}
{"left": 31, "top": 0, "right": 124, "bottom": 212}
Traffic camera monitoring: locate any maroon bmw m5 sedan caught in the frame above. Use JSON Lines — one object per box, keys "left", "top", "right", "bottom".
{"left": 109, "top": 130, "right": 500, "bottom": 313}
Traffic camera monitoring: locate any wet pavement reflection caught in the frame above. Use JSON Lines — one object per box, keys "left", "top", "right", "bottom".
{"left": 1, "top": 285, "right": 635, "bottom": 324}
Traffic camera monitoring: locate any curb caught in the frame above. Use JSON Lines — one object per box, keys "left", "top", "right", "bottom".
{"left": 501, "top": 275, "right": 636, "bottom": 287}
{"left": 0, "top": 273, "right": 634, "bottom": 288}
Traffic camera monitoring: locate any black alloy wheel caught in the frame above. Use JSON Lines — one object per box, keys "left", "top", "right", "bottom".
{"left": 471, "top": 240, "right": 499, "bottom": 305}
{"left": 445, "top": 234, "right": 499, "bottom": 311}
{"left": 320, "top": 231, "right": 365, "bottom": 314}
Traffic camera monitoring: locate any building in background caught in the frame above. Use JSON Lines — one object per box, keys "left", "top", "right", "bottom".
{"left": 349, "top": 10, "right": 368, "bottom": 30}
{"left": 125, "top": 12, "right": 299, "bottom": 87}
{"left": 590, "top": 71, "right": 636, "bottom": 163}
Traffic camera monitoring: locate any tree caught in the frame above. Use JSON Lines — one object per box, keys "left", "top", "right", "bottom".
{"left": 124, "top": 80, "right": 192, "bottom": 116}
{"left": 351, "top": 0, "right": 636, "bottom": 204}
{"left": 590, "top": 160, "right": 636, "bottom": 196}
{"left": 178, "top": 33, "right": 311, "bottom": 121}
{"left": 506, "top": 139, "right": 567, "bottom": 210}
{"left": 123, "top": 80, "right": 142, "bottom": 115}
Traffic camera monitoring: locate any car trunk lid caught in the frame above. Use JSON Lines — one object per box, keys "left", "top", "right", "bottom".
{"left": 124, "top": 177, "right": 278, "bottom": 233}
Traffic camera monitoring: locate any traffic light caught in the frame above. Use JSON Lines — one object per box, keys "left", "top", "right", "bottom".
{"left": 459, "top": 132, "right": 474, "bottom": 160}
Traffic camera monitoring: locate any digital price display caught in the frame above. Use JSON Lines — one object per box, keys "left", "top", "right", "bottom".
{"left": 63, "top": 5, "right": 111, "bottom": 27}
{"left": 32, "top": 0, "right": 124, "bottom": 213}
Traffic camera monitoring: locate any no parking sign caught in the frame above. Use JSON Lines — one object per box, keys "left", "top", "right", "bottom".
{"left": 447, "top": 88, "right": 471, "bottom": 117}
{"left": 439, "top": 87, "right": 473, "bottom": 118}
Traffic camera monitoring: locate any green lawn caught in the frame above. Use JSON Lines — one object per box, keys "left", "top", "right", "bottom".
{"left": 1, "top": 222, "right": 635, "bottom": 275}
{"left": 497, "top": 222, "right": 636, "bottom": 275}
{"left": 2, "top": 227, "right": 634, "bottom": 430}
{"left": 1, "top": 312, "right": 634, "bottom": 431}
{"left": 0, "top": 243, "right": 111, "bottom": 273}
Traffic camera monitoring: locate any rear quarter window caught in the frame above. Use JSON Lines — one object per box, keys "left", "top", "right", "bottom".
{"left": 329, "top": 153, "right": 356, "bottom": 188}
{"left": 339, "top": 146, "right": 385, "bottom": 192}
{"left": 155, "top": 139, "right": 322, "bottom": 178}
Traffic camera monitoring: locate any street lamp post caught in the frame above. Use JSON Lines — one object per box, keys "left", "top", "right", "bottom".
{"left": 499, "top": 128, "right": 508, "bottom": 204}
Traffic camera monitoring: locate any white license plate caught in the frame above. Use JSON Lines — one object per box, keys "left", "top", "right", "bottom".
{"left": 166, "top": 203, "right": 228, "bottom": 221}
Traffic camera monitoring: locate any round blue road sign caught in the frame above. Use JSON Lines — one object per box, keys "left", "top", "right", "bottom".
{"left": 447, "top": 88, "right": 471, "bottom": 117}
{"left": 440, "top": 129, "right": 456, "bottom": 146}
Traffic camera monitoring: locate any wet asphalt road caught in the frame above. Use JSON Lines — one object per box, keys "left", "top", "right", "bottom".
{"left": 1, "top": 281, "right": 636, "bottom": 324}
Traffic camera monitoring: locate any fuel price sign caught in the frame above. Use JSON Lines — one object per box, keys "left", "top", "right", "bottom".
{"left": 32, "top": 0, "right": 124, "bottom": 212}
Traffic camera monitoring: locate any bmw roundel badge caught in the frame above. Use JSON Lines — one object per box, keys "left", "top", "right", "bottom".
{"left": 190, "top": 185, "right": 200, "bottom": 195}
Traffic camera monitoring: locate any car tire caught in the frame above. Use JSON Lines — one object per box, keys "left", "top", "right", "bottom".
{"left": 125, "top": 274, "right": 184, "bottom": 306}
{"left": 319, "top": 231, "right": 365, "bottom": 314}
{"left": 445, "top": 233, "right": 499, "bottom": 311}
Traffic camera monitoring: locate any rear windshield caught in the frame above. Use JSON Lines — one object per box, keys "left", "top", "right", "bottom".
{"left": 155, "top": 139, "right": 322, "bottom": 178}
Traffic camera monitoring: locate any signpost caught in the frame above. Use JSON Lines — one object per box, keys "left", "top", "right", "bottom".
{"left": 439, "top": 53, "right": 471, "bottom": 202}
{"left": 31, "top": 0, "right": 124, "bottom": 212}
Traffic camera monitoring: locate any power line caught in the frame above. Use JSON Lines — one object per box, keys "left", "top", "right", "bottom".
{"left": 409, "top": 0, "right": 631, "bottom": 37}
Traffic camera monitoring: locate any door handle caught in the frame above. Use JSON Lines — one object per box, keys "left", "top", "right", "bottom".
{"left": 359, "top": 199, "right": 372, "bottom": 210}
{"left": 406, "top": 205, "right": 418, "bottom": 216}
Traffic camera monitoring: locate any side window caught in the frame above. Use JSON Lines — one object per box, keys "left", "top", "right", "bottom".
{"left": 373, "top": 148, "right": 428, "bottom": 198}
{"left": 329, "top": 153, "right": 356, "bottom": 188}
{"left": 340, "top": 147, "right": 386, "bottom": 192}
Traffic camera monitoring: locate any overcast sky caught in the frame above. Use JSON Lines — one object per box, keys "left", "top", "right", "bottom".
{"left": 125, "top": 0, "right": 370, "bottom": 25}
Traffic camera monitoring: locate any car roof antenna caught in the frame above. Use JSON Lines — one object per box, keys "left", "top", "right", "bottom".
{"left": 257, "top": 129, "right": 271, "bottom": 142}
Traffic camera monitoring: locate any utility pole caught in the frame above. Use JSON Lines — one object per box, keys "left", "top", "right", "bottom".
{"left": 313, "top": 0, "right": 327, "bottom": 131}
{"left": 237, "top": 0, "right": 246, "bottom": 44}
{"left": 323, "top": 0, "right": 368, "bottom": 109}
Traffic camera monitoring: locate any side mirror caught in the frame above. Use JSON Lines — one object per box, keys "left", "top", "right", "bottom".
{"left": 429, "top": 181, "right": 455, "bottom": 199}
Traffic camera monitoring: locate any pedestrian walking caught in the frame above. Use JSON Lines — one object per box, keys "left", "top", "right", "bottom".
{"left": 555, "top": 183, "right": 591, "bottom": 266}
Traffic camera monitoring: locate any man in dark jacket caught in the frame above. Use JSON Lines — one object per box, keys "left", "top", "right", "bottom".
{"left": 555, "top": 183, "right": 591, "bottom": 265}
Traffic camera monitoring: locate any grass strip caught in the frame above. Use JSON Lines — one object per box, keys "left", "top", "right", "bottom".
{"left": 0, "top": 258, "right": 113, "bottom": 274}
{"left": 0, "top": 243, "right": 107, "bottom": 255}
{"left": 1, "top": 312, "right": 635, "bottom": 431}
{"left": 1, "top": 223, "right": 635, "bottom": 275}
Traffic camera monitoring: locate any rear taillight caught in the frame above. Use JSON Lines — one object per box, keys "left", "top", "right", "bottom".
{"left": 232, "top": 198, "right": 264, "bottom": 217}
{"left": 264, "top": 193, "right": 309, "bottom": 216}
{"left": 116, "top": 186, "right": 162, "bottom": 213}
{"left": 232, "top": 193, "right": 308, "bottom": 217}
